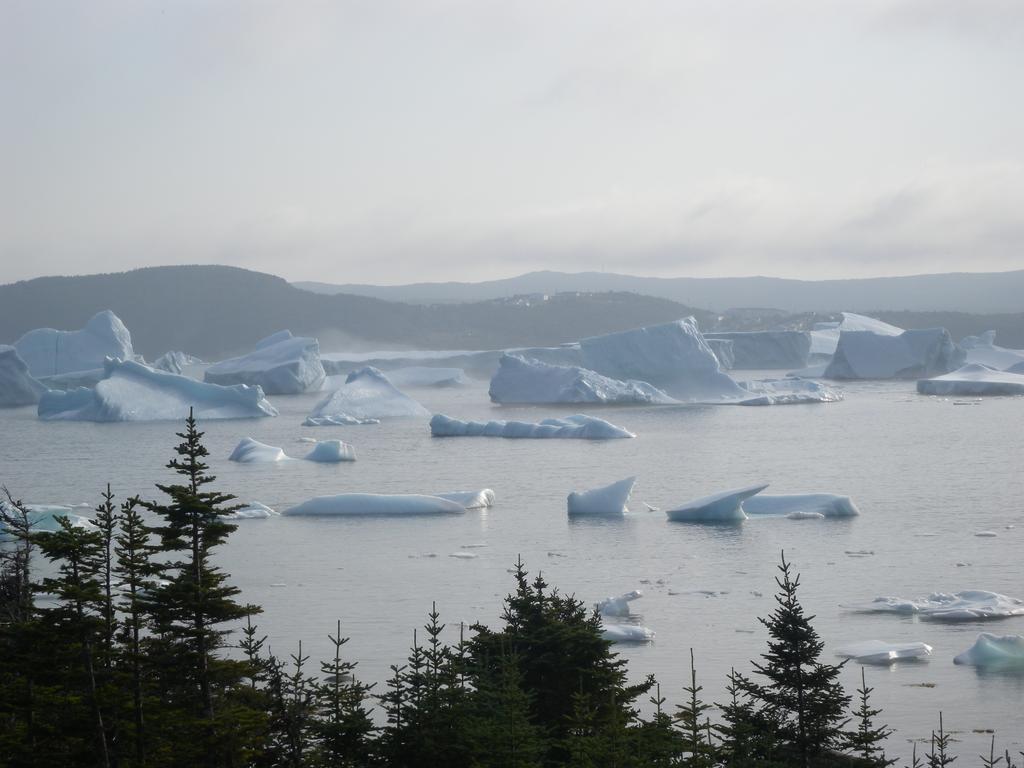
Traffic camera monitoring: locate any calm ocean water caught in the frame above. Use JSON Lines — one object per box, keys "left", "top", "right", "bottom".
{"left": 3, "top": 372, "right": 1022, "bottom": 756}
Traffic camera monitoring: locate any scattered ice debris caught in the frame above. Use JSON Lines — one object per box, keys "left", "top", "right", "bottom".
{"left": 38, "top": 359, "right": 278, "bottom": 421}
{"left": 489, "top": 353, "right": 677, "bottom": 405}
{"left": 304, "top": 414, "right": 380, "bottom": 426}
{"left": 601, "top": 624, "right": 655, "bottom": 643}
{"left": 430, "top": 413, "right": 634, "bottom": 440}
{"left": 205, "top": 330, "right": 326, "bottom": 395}
{"left": 460, "top": 543, "right": 488, "bottom": 549}
{"left": 853, "top": 591, "right": 1024, "bottom": 621}
{"left": 825, "top": 327, "right": 964, "bottom": 380}
{"left": 435, "top": 489, "right": 495, "bottom": 509}
{"left": 743, "top": 493, "right": 860, "bottom": 519}
{"left": 956, "top": 562, "right": 971, "bottom": 568}
{"left": 567, "top": 477, "right": 636, "bottom": 516}
{"left": 953, "top": 633, "right": 1024, "bottom": 669}
{"left": 917, "top": 364, "right": 1024, "bottom": 396}
{"left": 664, "top": 484, "right": 768, "bottom": 523}
{"left": 835, "top": 640, "right": 933, "bottom": 665}
{"left": 643, "top": 502, "right": 660, "bottom": 512}
{"left": 0, "top": 345, "right": 46, "bottom": 407}
{"left": 282, "top": 493, "right": 466, "bottom": 517}
{"left": 229, "top": 437, "right": 288, "bottom": 463}
{"left": 296, "top": 437, "right": 318, "bottom": 443}
{"left": 304, "top": 439, "right": 356, "bottom": 463}
{"left": 547, "top": 551, "right": 567, "bottom": 558}
{"left": 15, "top": 310, "right": 133, "bottom": 378}
{"left": 449, "top": 552, "right": 479, "bottom": 560}
{"left": 736, "top": 378, "right": 844, "bottom": 405}
{"left": 845, "top": 550, "right": 875, "bottom": 557}
{"left": 595, "top": 590, "right": 643, "bottom": 617}
{"left": 229, "top": 502, "right": 279, "bottom": 520}
{"left": 305, "top": 367, "right": 428, "bottom": 425}
{"left": 975, "top": 531, "right": 999, "bottom": 538}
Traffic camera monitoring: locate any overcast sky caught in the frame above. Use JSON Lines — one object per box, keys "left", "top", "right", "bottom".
{"left": 2, "top": 0, "right": 1022, "bottom": 285}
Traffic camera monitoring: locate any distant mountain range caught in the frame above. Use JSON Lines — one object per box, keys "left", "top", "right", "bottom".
{"left": 295, "top": 269, "right": 1024, "bottom": 314}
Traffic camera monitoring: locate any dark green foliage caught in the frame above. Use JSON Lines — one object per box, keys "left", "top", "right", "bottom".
{"left": 310, "top": 620, "right": 375, "bottom": 767}
{"left": 846, "top": 668, "right": 896, "bottom": 767}
{"left": 924, "top": 712, "right": 956, "bottom": 767}
{"left": 675, "top": 648, "right": 716, "bottom": 767}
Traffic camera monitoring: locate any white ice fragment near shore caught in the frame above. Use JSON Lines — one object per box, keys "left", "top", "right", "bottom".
{"left": 601, "top": 624, "right": 655, "bottom": 643}
{"left": 489, "top": 354, "right": 676, "bottom": 405}
{"left": 15, "top": 310, "right": 134, "bottom": 377}
{"left": 430, "top": 413, "right": 634, "bottom": 440}
{"left": 206, "top": 331, "right": 326, "bottom": 394}
{"left": 835, "top": 640, "right": 933, "bottom": 665}
{"left": 305, "top": 367, "right": 428, "bottom": 425}
{"left": 856, "top": 591, "right": 1024, "bottom": 621}
{"left": 229, "top": 437, "right": 288, "bottom": 462}
{"left": 953, "top": 633, "right": 1024, "bottom": 668}
{"left": 743, "top": 493, "right": 860, "bottom": 518}
{"left": 917, "top": 364, "right": 1024, "bottom": 396}
{"left": 435, "top": 489, "right": 495, "bottom": 509}
{"left": 282, "top": 493, "right": 466, "bottom": 516}
{"left": 825, "top": 327, "right": 964, "bottom": 380}
{"left": 665, "top": 484, "right": 768, "bottom": 523}
{"left": 596, "top": 590, "right": 643, "bottom": 617}
{"left": 0, "top": 345, "right": 46, "bottom": 407}
{"left": 567, "top": 477, "right": 636, "bottom": 516}
{"left": 38, "top": 359, "right": 278, "bottom": 421}
{"left": 304, "top": 439, "right": 356, "bottom": 463}
{"left": 229, "top": 502, "right": 279, "bottom": 519}
{"left": 737, "top": 378, "right": 843, "bottom": 405}
{"left": 0, "top": 502, "right": 97, "bottom": 539}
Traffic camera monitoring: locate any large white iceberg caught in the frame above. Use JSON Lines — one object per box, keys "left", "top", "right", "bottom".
{"left": 567, "top": 477, "right": 636, "bottom": 516}
{"left": 917, "top": 364, "right": 1024, "bottom": 396}
{"left": 855, "top": 591, "right": 1024, "bottom": 621}
{"left": 430, "top": 413, "right": 634, "bottom": 440}
{"left": 704, "top": 331, "right": 811, "bottom": 369}
{"left": 579, "top": 318, "right": 748, "bottom": 401}
{"left": 490, "top": 354, "right": 676, "bottom": 405}
{"left": 953, "top": 633, "right": 1024, "bottom": 669}
{"left": 435, "top": 489, "right": 495, "bottom": 509}
{"left": 960, "top": 331, "right": 1024, "bottom": 371}
{"left": 0, "top": 346, "right": 46, "bottom": 407}
{"left": 205, "top": 331, "right": 325, "bottom": 395}
{"left": 38, "top": 359, "right": 278, "bottom": 422}
{"left": 736, "top": 378, "right": 844, "bottom": 405}
{"left": 743, "top": 493, "right": 860, "bottom": 518}
{"left": 835, "top": 640, "right": 932, "bottom": 665}
{"left": 305, "top": 367, "right": 428, "bottom": 426}
{"left": 596, "top": 590, "right": 643, "bottom": 617}
{"left": 809, "top": 313, "right": 904, "bottom": 358}
{"left": 15, "top": 310, "right": 134, "bottom": 378}
{"left": 825, "top": 327, "right": 964, "bottom": 380}
{"left": 665, "top": 484, "right": 769, "bottom": 523}
{"left": 282, "top": 493, "right": 466, "bottom": 516}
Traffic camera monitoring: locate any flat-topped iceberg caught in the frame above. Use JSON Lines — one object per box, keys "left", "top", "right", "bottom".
{"left": 0, "top": 345, "right": 46, "bottom": 407}
{"left": 206, "top": 331, "right": 325, "bottom": 395}
{"left": 736, "top": 378, "right": 843, "bottom": 405}
{"left": 743, "top": 493, "right": 860, "bottom": 518}
{"left": 953, "top": 633, "right": 1024, "bottom": 669}
{"left": 579, "top": 318, "right": 748, "bottom": 402}
{"left": 304, "top": 439, "right": 356, "bottom": 462}
{"left": 305, "top": 367, "right": 428, "bottom": 426}
{"left": 384, "top": 367, "right": 467, "bottom": 388}
{"left": 601, "top": 624, "right": 655, "bottom": 643}
{"left": 960, "top": 331, "right": 1024, "bottom": 370}
{"left": 855, "top": 591, "right": 1024, "bottom": 621}
{"left": 704, "top": 331, "right": 811, "bottom": 369}
{"left": 0, "top": 502, "right": 97, "bottom": 539}
{"left": 430, "top": 413, "right": 634, "bottom": 440}
{"left": 596, "top": 590, "right": 643, "bottom": 617}
{"left": 490, "top": 354, "right": 676, "bottom": 405}
{"left": 567, "top": 477, "right": 636, "bottom": 516}
{"left": 665, "top": 484, "right": 769, "bottom": 523}
{"left": 15, "top": 310, "right": 134, "bottom": 378}
{"left": 810, "top": 313, "right": 904, "bottom": 357}
{"left": 38, "top": 359, "right": 278, "bottom": 422}
{"left": 229, "top": 437, "right": 288, "bottom": 462}
{"left": 825, "top": 327, "right": 964, "bottom": 380}
{"left": 835, "top": 640, "right": 932, "bottom": 665}
{"left": 917, "top": 364, "right": 1024, "bottom": 396}
{"left": 282, "top": 493, "right": 466, "bottom": 517}
{"left": 435, "top": 489, "right": 495, "bottom": 509}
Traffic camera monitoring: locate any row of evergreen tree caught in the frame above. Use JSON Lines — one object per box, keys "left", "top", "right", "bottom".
{"left": 0, "top": 413, "right": 1019, "bottom": 767}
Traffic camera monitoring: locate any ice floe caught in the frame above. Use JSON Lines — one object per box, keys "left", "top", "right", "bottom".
{"left": 282, "top": 493, "right": 466, "bottom": 516}
{"left": 305, "top": 367, "right": 428, "bottom": 426}
{"left": 601, "top": 624, "right": 655, "bottom": 643}
{"left": 431, "top": 413, "right": 634, "bottom": 440}
{"left": 704, "top": 331, "right": 811, "bottom": 369}
{"left": 206, "top": 331, "right": 325, "bottom": 395}
{"left": 742, "top": 493, "right": 860, "bottom": 518}
{"left": 854, "top": 591, "right": 1024, "bottom": 621}
{"left": 489, "top": 354, "right": 676, "bottom": 405}
{"left": 567, "top": 477, "right": 636, "bottom": 516}
{"left": 595, "top": 590, "right": 643, "bottom": 617}
{"left": 736, "top": 378, "right": 843, "bottom": 405}
{"left": 917, "top": 364, "right": 1024, "bottom": 396}
{"left": 38, "top": 359, "right": 278, "bottom": 421}
{"left": 229, "top": 437, "right": 288, "bottom": 462}
{"left": 304, "top": 439, "right": 356, "bottom": 462}
{"left": 835, "top": 640, "right": 933, "bottom": 665}
{"left": 953, "top": 633, "right": 1024, "bottom": 669}
{"left": 15, "top": 310, "right": 134, "bottom": 378}
{"left": 0, "top": 345, "right": 46, "bottom": 407}
{"left": 664, "top": 484, "right": 769, "bottom": 523}
{"left": 435, "top": 489, "right": 495, "bottom": 509}
{"left": 825, "top": 327, "right": 964, "bottom": 380}
{"left": 229, "top": 502, "right": 280, "bottom": 519}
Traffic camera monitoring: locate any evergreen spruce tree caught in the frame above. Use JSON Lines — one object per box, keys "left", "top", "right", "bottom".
{"left": 675, "top": 649, "right": 716, "bottom": 767}
{"left": 924, "top": 712, "right": 956, "bottom": 768}
{"left": 311, "top": 620, "right": 375, "bottom": 767}
{"left": 742, "top": 551, "right": 850, "bottom": 767}
{"left": 634, "top": 683, "right": 681, "bottom": 768}
{"left": 846, "top": 667, "right": 895, "bottom": 766}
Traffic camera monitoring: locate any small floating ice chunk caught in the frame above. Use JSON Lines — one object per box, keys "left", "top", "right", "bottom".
{"left": 664, "top": 484, "right": 768, "bottom": 523}
{"left": 568, "top": 477, "right": 636, "bottom": 516}
{"left": 449, "top": 552, "right": 479, "bottom": 559}
{"left": 743, "top": 493, "right": 860, "bottom": 519}
{"left": 836, "top": 640, "right": 933, "bottom": 665}
{"left": 229, "top": 502, "right": 279, "bottom": 519}
{"left": 431, "top": 413, "right": 634, "bottom": 440}
{"left": 229, "top": 437, "right": 289, "bottom": 463}
{"left": 304, "top": 439, "right": 356, "bottom": 463}
{"left": 953, "top": 633, "right": 1024, "bottom": 669}
{"left": 282, "top": 493, "right": 466, "bottom": 517}
{"left": 601, "top": 624, "right": 655, "bottom": 643}
{"left": 736, "top": 378, "right": 844, "bottom": 405}
{"left": 435, "top": 489, "right": 495, "bottom": 509}
{"left": 596, "top": 590, "right": 643, "bottom": 617}
{"left": 974, "top": 531, "right": 999, "bottom": 538}
{"left": 855, "top": 591, "right": 1024, "bottom": 621}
